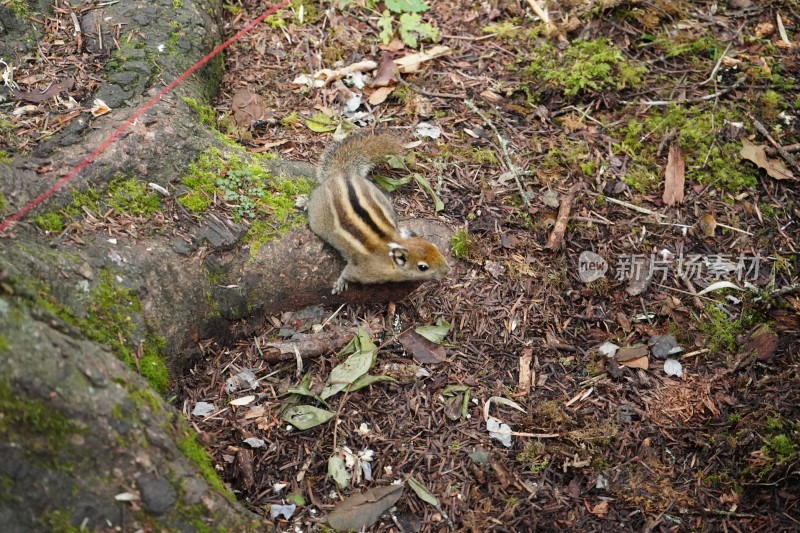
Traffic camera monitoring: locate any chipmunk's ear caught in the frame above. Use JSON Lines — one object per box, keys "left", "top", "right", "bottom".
{"left": 389, "top": 243, "right": 409, "bottom": 268}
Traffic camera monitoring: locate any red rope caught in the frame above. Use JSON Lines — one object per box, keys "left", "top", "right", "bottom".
{"left": 0, "top": 0, "right": 292, "bottom": 235}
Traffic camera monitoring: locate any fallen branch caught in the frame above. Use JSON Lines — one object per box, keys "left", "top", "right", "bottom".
{"left": 257, "top": 327, "right": 356, "bottom": 363}
{"left": 765, "top": 143, "right": 800, "bottom": 156}
{"left": 292, "top": 60, "right": 378, "bottom": 88}
{"left": 679, "top": 274, "right": 704, "bottom": 310}
{"left": 547, "top": 182, "right": 582, "bottom": 250}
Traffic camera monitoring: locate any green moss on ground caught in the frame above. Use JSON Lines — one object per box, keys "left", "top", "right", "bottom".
{"left": 450, "top": 230, "right": 471, "bottom": 259}
{"left": 105, "top": 178, "right": 161, "bottom": 216}
{"left": 523, "top": 38, "right": 645, "bottom": 97}
{"left": 182, "top": 97, "right": 218, "bottom": 129}
{"left": 699, "top": 301, "right": 764, "bottom": 357}
{"left": 40, "top": 509, "right": 81, "bottom": 533}
{"left": 6, "top": 0, "right": 29, "bottom": 18}
{"left": 615, "top": 105, "right": 757, "bottom": 194}
{"left": 33, "top": 176, "right": 161, "bottom": 234}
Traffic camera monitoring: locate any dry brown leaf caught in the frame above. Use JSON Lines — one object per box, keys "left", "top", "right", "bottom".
{"left": 740, "top": 137, "right": 794, "bottom": 180}
{"left": 231, "top": 88, "right": 265, "bottom": 128}
{"left": 615, "top": 345, "right": 649, "bottom": 362}
{"left": 481, "top": 90, "right": 503, "bottom": 104}
{"left": 398, "top": 330, "right": 447, "bottom": 364}
{"left": 740, "top": 329, "right": 778, "bottom": 361}
{"left": 696, "top": 213, "right": 717, "bottom": 237}
{"left": 372, "top": 53, "right": 399, "bottom": 88}
{"left": 590, "top": 500, "right": 609, "bottom": 516}
{"left": 663, "top": 144, "right": 685, "bottom": 206}
{"left": 619, "top": 355, "right": 649, "bottom": 370}
{"left": 90, "top": 98, "right": 111, "bottom": 117}
{"left": 754, "top": 21, "right": 774, "bottom": 38}
{"left": 379, "top": 37, "right": 405, "bottom": 52}
{"left": 16, "top": 78, "right": 75, "bottom": 103}
{"left": 368, "top": 86, "right": 395, "bottom": 106}
{"left": 327, "top": 484, "right": 404, "bottom": 532}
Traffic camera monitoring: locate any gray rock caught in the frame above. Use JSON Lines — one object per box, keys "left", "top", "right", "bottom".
{"left": 648, "top": 335, "right": 682, "bottom": 359}
{"left": 136, "top": 473, "right": 177, "bottom": 515}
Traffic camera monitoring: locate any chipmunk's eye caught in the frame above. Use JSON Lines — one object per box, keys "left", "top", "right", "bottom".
{"left": 418, "top": 262, "right": 429, "bottom": 272}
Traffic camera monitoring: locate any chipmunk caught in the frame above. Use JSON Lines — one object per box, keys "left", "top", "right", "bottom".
{"left": 307, "top": 131, "right": 450, "bottom": 294}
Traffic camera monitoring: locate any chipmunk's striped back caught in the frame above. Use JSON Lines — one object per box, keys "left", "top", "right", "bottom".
{"left": 327, "top": 169, "right": 398, "bottom": 256}
{"left": 307, "top": 132, "right": 450, "bottom": 294}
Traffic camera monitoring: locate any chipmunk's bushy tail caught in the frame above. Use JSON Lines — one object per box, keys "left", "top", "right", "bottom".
{"left": 316, "top": 131, "right": 403, "bottom": 183}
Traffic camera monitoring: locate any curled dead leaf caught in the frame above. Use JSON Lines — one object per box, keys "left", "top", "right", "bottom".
{"left": 231, "top": 88, "right": 266, "bottom": 128}
{"left": 368, "top": 86, "right": 395, "bottom": 106}
{"left": 740, "top": 137, "right": 794, "bottom": 181}
{"left": 372, "top": 53, "right": 399, "bottom": 88}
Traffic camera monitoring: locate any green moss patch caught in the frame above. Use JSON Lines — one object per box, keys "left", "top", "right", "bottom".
{"left": 0, "top": 379, "right": 85, "bottom": 464}
{"left": 33, "top": 212, "right": 65, "bottom": 233}
{"left": 523, "top": 38, "right": 645, "bottom": 97}
{"left": 614, "top": 105, "right": 757, "bottom": 194}
{"left": 33, "top": 176, "right": 162, "bottom": 234}
{"left": 178, "top": 148, "right": 313, "bottom": 256}
{"left": 6, "top": 0, "right": 29, "bottom": 18}
{"left": 33, "top": 269, "right": 169, "bottom": 393}
{"left": 450, "top": 230, "right": 471, "bottom": 260}
{"left": 182, "top": 97, "right": 217, "bottom": 129}
{"left": 177, "top": 427, "right": 234, "bottom": 502}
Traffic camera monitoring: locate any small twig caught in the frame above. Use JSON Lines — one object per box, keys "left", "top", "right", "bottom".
{"left": 442, "top": 33, "right": 496, "bottom": 42}
{"left": 621, "top": 75, "right": 746, "bottom": 106}
{"left": 698, "top": 39, "right": 735, "bottom": 86}
{"left": 412, "top": 87, "right": 467, "bottom": 99}
{"left": 574, "top": 215, "right": 614, "bottom": 226}
{"left": 766, "top": 143, "right": 800, "bottom": 156}
{"left": 678, "top": 274, "right": 704, "bottom": 309}
{"left": 715, "top": 222, "right": 752, "bottom": 235}
{"left": 488, "top": 427, "right": 560, "bottom": 438}
{"left": 682, "top": 348, "right": 710, "bottom": 359}
{"left": 749, "top": 115, "right": 800, "bottom": 173}
{"left": 464, "top": 99, "right": 529, "bottom": 206}
{"left": 331, "top": 387, "right": 352, "bottom": 453}
{"left": 547, "top": 182, "right": 582, "bottom": 250}
{"left": 602, "top": 196, "right": 666, "bottom": 219}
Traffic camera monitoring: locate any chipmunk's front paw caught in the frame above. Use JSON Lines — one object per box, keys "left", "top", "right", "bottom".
{"left": 331, "top": 277, "right": 348, "bottom": 294}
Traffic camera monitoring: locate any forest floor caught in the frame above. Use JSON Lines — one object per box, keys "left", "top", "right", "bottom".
{"left": 6, "top": 0, "right": 800, "bottom": 531}
{"left": 168, "top": 1, "right": 800, "bottom": 530}
{"left": 180, "top": 1, "right": 800, "bottom": 531}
